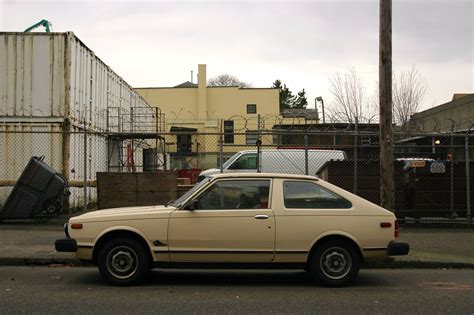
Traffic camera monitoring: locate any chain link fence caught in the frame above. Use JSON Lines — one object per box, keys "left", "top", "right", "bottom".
{"left": 0, "top": 127, "right": 472, "bottom": 224}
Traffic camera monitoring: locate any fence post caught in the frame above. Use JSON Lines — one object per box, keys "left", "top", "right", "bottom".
{"left": 256, "top": 114, "right": 261, "bottom": 173}
{"left": 163, "top": 138, "right": 167, "bottom": 171}
{"left": 466, "top": 133, "right": 471, "bottom": 224}
{"left": 450, "top": 131, "right": 454, "bottom": 218}
{"left": 304, "top": 134, "right": 309, "bottom": 175}
{"left": 353, "top": 118, "right": 358, "bottom": 194}
{"left": 219, "top": 120, "right": 223, "bottom": 173}
{"left": 83, "top": 126, "right": 88, "bottom": 213}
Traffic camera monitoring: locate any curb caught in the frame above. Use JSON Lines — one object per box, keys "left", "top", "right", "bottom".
{"left": 1, "top": 257, "right": 474, "bottom": 270}
{"left": 366, "top": 260, "right": 474, "bottom": 270}
{"left": 0, "top": 257, "right": 85, "bottom": 266}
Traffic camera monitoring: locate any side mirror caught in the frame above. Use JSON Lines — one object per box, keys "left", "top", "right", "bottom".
{"left": 184, "top": 199, "right": 199, "bottom": 211}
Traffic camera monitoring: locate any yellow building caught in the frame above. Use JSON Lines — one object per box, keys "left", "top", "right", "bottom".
{"left": 136, "top": 64, "right": 280, "bottom": 169}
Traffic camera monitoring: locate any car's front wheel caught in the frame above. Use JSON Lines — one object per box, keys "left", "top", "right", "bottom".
{"left": 309, "top": 240, "right": 360, "bottom": 287}
{"left": 97, "top": 237, "right": 150, "bottom": 286}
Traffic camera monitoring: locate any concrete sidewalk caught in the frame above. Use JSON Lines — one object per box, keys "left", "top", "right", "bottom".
{"left": 0, "top": 217, "right": 473, "bottom": 268}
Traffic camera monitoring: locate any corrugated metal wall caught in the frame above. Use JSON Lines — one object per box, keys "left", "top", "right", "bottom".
{"left": 0, "top": 34, "right": 66, "bottom": 117}
{"left": 0, "top": 32, "right": 154, "bottom": 131}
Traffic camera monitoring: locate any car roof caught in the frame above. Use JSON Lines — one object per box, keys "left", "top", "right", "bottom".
{"left": 238, "top": 149, "right": 344, "bottom": 153}
{"left": 210, "top": 172, "right": 319, "bottom": 181}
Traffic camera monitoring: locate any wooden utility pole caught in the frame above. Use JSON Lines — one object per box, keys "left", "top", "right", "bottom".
{"left": 379, "top": 0, "right": 395, "bottom": 211}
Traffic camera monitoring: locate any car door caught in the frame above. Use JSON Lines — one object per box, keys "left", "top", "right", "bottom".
{"left": 168, "top": 178, "right": 275, "bottom": 263}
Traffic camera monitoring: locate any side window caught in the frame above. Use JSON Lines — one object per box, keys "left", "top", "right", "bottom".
{"left": 228, "top": 154, "right": 257, "bottom": 170}
{"left": 195, "top": 180, "right": 270, "bottom": 210}
{"left": 283, "top": 181, "right": 352, "bottom": 209}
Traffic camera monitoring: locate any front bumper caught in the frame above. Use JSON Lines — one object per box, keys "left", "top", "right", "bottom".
{"left": 387, "top": 241, "right": 410, "bottom": 256}
{"left": 55, "top": 238, "right": 78, "bottom": 252}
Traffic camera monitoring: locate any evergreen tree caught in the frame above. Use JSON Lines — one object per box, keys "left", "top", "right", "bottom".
{"left": 293, "top": 89, "right": 308, "bottom": 109}
{"left": 272, "top": 80, "right": 306, "bottom": 112}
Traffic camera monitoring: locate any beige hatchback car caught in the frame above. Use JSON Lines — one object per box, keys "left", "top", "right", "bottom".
{"left": 56, "top": 173, "right": 408, "bottom": 287}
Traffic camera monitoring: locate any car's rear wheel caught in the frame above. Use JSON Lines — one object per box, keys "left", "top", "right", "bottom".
{"left": 309, "top": 240, "right": 360, "bottom": 287}
{"left": 97, "top": 237, "right": 150, "bottom": 286}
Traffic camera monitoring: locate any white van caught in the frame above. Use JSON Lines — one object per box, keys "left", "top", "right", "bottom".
{"left": 199, "top": 149, "right": 346, "bottom": 180}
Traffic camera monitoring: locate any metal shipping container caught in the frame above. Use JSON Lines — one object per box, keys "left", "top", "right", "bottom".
{"left": 0, "top": 32, "right": 153, "bottom": 132}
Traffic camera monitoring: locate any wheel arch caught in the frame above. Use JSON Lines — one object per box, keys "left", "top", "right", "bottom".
{"left": 92, "top": 227, "right": 153, "bottom": 264}
{"left": 307, "top": 232, "right": 363, "bottom": 264}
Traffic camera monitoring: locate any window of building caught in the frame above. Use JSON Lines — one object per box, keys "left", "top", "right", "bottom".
{"left": 170, "top": 126, "right": 197, "bottom": 156}
{"left": 247, "top": 104, "right": 257, "bottom": 114}
{"left": 192, "top": 179, "right": 271, "bottom": 210}
{"left": 224, "top": 120, "right": 234, "bottom": 144}
{"left": 273, "top": 133, "right": 281, "bottom": 145}
{"left": 176, "top": 134, "right": 192, "bottom": 155}
{"left": 246, "top": 131, "right": 258, "bottom": 145}
{"left": 283, "top": 181, "right": 352, "bottom": 209}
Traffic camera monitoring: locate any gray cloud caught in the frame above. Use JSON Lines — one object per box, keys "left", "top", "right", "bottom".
{"left": 1, "top": 0, "right": 472, "bottom": 110}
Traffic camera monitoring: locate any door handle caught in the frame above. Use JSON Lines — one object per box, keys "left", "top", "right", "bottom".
{"left": 254, "top": 214, "right": 269, "bottom": 220}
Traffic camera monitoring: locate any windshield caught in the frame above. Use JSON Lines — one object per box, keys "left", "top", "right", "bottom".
{"left": 167, "top": 177, "right": 211, "bottom": 207}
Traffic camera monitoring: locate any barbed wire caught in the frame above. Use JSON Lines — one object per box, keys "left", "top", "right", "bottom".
{"left": 220, "top": 114, "right": 474, "bottom": 135}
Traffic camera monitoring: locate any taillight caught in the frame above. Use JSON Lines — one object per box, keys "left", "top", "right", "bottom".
{"left": 71, "top": 223, "right": 83, "bottom": 229}
{"left": 394, "top": 220, "right": 400, "bottom": 238}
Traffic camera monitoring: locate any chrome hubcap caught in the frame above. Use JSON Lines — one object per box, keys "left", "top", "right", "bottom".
{"left": 320, "top": 247, "right": 352, "bottom": 280}
{"left": 106, "top": 246, "right": 139, "bottom": 279}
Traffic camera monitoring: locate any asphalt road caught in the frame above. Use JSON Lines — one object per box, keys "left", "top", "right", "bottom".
{"left": 1, "top": 267, "right": 473, "bottom": 314}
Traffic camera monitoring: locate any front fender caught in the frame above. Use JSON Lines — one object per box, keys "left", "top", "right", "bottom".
{"left": 92, "top": 225, "right": 156, "bottom": 261}
{"left": 94, "top": 225, "right": 151, "bottom": 246}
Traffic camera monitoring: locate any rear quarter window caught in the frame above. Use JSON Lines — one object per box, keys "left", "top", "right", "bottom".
{"left": 283, "top": 181, "right": 352, "bottom": 209}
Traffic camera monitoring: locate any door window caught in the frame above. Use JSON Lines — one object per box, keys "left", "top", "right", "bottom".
{"left": 193, "top": 180, "right": 270, "bottom": 210}
{"left": 283, "top": 181, "right": 352, "bottom": 209}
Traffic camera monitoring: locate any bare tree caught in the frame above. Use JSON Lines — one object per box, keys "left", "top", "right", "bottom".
{"left": 393, "top": 66, "right": 427, "bottom": 127}
{"left": 208, "top": 74, "right": 252, "bottom": 88}
{"left": 327, "top": 67, "right": 377, "bottom": 123}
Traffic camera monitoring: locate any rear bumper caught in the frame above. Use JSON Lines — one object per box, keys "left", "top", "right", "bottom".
{"left": 55, "top": 239, "right": 78, "bottom": 252}
{"left": 387, "top": 241, "right": 410, "bottom": 256}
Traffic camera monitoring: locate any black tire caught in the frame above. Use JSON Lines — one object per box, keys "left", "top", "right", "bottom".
{"left": 309, "top": 240, "right": 360, "bottom": 287}
{"left": 97, "top": 237, "right": 151, "bottom": 286}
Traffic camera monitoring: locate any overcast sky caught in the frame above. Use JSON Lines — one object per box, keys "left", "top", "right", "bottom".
{"left": 1, "top": 0, "right": 473, "bottom": 113}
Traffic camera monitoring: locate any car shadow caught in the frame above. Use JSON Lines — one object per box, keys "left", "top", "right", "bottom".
{"left": 76, "top": 268, "right": 390, "bottom": 288}
{"left": 155, "top": 269, "right": 390, "bottom": 286}
{"left": 149, "top": 269, "right": 314, "bottom": 287}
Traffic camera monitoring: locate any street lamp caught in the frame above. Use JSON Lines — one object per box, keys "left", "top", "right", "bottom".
{"left": 316, "top": 96, "right": 325, "bottom": 124}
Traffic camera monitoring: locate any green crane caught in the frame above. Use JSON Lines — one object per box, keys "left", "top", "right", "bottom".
{"left": 24, "top": 19, "right": 52, "bottom": 33}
